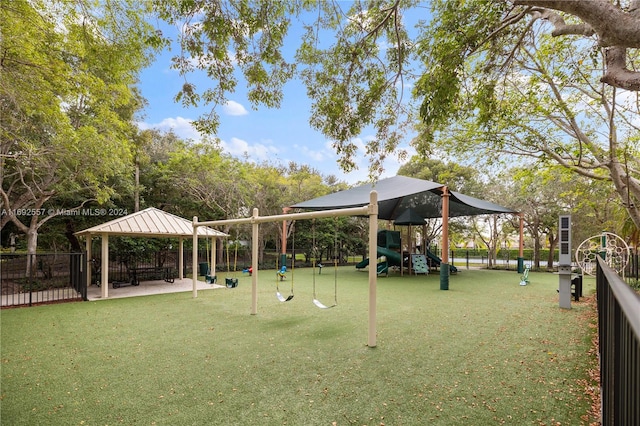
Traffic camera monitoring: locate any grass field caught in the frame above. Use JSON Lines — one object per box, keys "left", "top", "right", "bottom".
{"left": 1, "top": 267, "right": 599, "bottom": 425}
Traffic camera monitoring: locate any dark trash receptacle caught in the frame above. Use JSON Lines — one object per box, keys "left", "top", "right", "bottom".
{"left": 571, "top": 275, "right": 583, "bottom": 301}
{"left": 199, "top": 262, "right": 209, "bottom": 276}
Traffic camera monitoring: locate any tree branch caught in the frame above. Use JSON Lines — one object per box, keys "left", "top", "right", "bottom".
{"left": 514, "top": 0, "right": 640, "bottom": 48}
{"left": 530, "top": 8, "right": 595, "bottom": 37}
{"left": 513, "top": 1, "right": 640, "bottom": 91}
{"left": 601, "top": 46, "right": 640, "bottom": 91}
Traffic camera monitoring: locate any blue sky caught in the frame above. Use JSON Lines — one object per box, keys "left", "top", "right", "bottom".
{"left": 136, "top": 12, "right": 420, "bottom": 184}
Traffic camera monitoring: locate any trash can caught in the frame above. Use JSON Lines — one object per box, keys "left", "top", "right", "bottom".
{"left": 571, "top": 275, "right": 582, "bottom": 301}
{"left": 199, "top": 262, "right": 209, "bottom": 276}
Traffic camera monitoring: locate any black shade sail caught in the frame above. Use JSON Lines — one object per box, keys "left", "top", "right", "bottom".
{"left": 394, "top": 208, "right": 426, "bottom": 226}
{"left": 290, "top": 176, "right": 517, "bottom": 220}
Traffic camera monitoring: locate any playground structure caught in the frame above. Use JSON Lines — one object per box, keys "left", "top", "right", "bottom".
{"left": 355, "top": 230, "right": 457, "bottom": 275}
{"left": 192, "top": 191, "right": 380, "bottom": 347}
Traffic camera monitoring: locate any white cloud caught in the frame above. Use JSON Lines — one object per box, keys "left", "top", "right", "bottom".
{"left": 220, "top": 137, "right": 278, "bottom": 162}
{"left": 223, "top": 100, "right": 248, "bottom": 116}
{"left": 137, "top": 116, "right": 201, "bottom": 141}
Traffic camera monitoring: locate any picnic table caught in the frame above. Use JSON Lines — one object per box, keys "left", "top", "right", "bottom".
{"left": 129, "top": 266, "right": 175, "bottom": 285}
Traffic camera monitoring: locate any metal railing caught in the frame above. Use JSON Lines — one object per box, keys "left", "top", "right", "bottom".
{"left": 1, "top": 253, "right": 86, "bottom": 307}
{"left": 597, "top": 256, "right": 640, "bottom": 425}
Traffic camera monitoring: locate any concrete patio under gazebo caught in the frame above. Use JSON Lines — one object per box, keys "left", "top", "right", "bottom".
{"left": 75, "top": 207, "right": 228, "bottom": 299}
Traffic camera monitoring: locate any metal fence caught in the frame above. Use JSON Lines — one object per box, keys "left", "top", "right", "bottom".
{"left": 624, "top": 251, "right": 639, "bottom": 288}
{"left": 1, "top": 253, "right": 86, "bottom": 307}
{"left": 597, "top": 256, "right": 640, "bottom": 425}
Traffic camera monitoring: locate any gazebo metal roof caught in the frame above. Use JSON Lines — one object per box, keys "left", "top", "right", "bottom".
{"left": 75, "top": 207, "right": 228, "bottom": 238}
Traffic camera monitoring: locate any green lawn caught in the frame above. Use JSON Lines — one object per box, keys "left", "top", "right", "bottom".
{"left": 1, "top": 267, "right": 599, "bottom": 425}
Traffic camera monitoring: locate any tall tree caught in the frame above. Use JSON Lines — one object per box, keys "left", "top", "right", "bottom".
{"left": 0, "top": 0, "right": 160, "bottom": 257}
{"left": 397, "top": 156, "right": 486, "bottom": 248}
{"left": 415, "top": 2, "right": 640, "bottom": 230}
{"left": 160, "top": 140, "right": 248, "bottom": 221}
{"left": 415, "top": 1, "right": 640, "bottom": 229}
{"left": 154, "top": 1, "right": 640, "bottom": 173}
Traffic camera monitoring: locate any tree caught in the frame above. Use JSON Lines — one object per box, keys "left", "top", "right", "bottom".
{"left": 506, "top": 167, "right": 573, "bottom": 269}
{"left": 512, "top": 0, "right": 640, "bottom": 90}
{"left": 159, "top": 139, "right": 249, "bottom": 220}
{"left": 152, "top": 0, "right": 419, "bottom": 175}
{"left": 153, "top": 0, "right": 640, "bottom": 228}
{"left": 415, "top": 1, "right": 640, "bottom": 231}
{"left": 415, "top": 9, "right": 639, "bottom": 234}
{"left": 1, "top": 0, "right": 159, "bottom": 259}
{"left": 397, "top": 156, "right": 486, "bottom": 248}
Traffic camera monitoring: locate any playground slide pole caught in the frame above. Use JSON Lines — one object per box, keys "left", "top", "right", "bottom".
{"left": 440, "top": 187, "right": 450, "bottom": 290}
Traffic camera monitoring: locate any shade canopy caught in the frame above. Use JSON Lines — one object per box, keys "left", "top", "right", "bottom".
{"left": 394, "top": 208, "right": 427, "bottom": 226}
{"left": 290, "top": 176, "right": 517, "bottom": 220}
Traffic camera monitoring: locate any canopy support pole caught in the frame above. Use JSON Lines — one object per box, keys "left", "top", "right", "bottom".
{"left": 517, "top": 213, "right": 525, "bottom": 273}
{"left": 440, "top": 187, "right": 450, "bottom": 290}
{"left": 368, "top": 191, "right": 379, "bottom": 347}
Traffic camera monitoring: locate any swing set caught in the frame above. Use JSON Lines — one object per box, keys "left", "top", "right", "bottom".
{"left": 191, "top": 190, "right": 379, "bottom": 347}
{"left": 275, "top": 218, "right": 339, "bottom": 308}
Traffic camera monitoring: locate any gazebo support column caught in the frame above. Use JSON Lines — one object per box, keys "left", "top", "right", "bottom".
{"left": 440, "top": 187, "right": 450, "bottom": 290}
{"left": 101, "top": 234, "right": 109, "bottom": 298}
{"left": 211, "top": 238, "right": 217, "bottom": 278}
{"left": 178, "top": 237, "right": 184, "bottom": 279}
{"left": 85, "top": 237, "right": 92, "bottom": 289}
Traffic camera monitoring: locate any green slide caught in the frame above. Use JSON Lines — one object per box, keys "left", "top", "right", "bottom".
{"left": 356, "top": 246, "right": 403, "bottom": 272}
{"left": 426, "top": 249, "right": 458, "bottom": 273}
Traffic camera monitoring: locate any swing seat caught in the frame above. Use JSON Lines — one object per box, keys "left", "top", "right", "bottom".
{"left": 205, "top": 274, "right": 217, "bottom": 284}
{"left": 225, "top": 278, "right": 238, "bottom": 288}
{"left": 276, "top": 292, "right": 294, "bottom": 302}
{"left": 313, "top": 298, "right": 336, "bottom": 309}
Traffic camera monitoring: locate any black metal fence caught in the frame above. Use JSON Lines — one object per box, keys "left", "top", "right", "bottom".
{"left": 597, "top": 256, "right": 640, "bottom": 425}
{"left": 624, "top": 251, "right": 639, "bottom": 288}
{"left": 1, "top": 253, "right": 86, "bottom": 307}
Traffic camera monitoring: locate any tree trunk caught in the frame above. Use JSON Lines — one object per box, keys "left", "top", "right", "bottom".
{"left": 547, "top": 232, "right": 558, "bottom": 270}
{"left": 25, "top": 227, "right": 38, "bottom": 277}
{"left": 134, "top": 163, "right": 140, "bottom": 212}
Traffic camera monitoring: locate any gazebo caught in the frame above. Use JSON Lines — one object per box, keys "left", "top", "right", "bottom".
{"left": 75, "top": 207, "right": 228, "bottom": 298}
